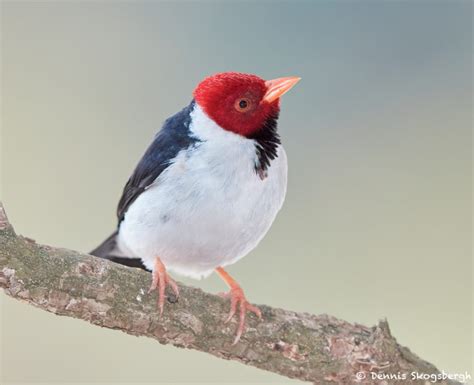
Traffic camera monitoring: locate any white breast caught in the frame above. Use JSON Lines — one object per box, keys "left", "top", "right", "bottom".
{"left": 117, "top": 105, "right": 288, "bottom": 279}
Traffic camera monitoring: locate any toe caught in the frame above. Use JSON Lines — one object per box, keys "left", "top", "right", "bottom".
{"left": 247, "top": 303, "right": 262, "bottom": 319}
{"left": 232, "top": 301, "right": 247, "bottom": 345}
{"left": 148, "top": 272, "right": 159, "bottom": 294}
{"left": 166, "top": 275, "right": 180, "bottom": 298}
{"left": 224, "top": 294, "right": 238, "bottom": 324}
{"left": 157, "top": 271, "right": 166, "bottom": 315}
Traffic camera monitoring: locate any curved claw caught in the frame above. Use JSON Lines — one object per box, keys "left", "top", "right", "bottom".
{"left": 222, "top": 286, "right": 262, "bottom": 345}
{"left": 148, "top": 257, "right": 179, "bottom": 315}
{"left": 166, "top": 275, "right": 180, "bottom": 298}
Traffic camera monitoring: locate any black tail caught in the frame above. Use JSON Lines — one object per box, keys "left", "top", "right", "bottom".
{"left": 90, "top": 231, "right": 119, "bottom": 258}
{"left": 90, "top": 231, "right": 148, "bottom": 271}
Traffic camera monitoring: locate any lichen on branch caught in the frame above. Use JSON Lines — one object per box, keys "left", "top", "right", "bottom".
{"left": 0, "top": 202, "right": 459, "bottom": 384}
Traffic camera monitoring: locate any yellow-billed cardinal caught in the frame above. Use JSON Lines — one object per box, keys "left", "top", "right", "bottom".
{"left": 91, "top": 72, "right": 300, "bottom": 344}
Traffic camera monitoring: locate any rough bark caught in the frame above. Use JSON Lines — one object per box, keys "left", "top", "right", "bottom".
{"left": 0, "top": 202, "right": 461, "bottom": 384}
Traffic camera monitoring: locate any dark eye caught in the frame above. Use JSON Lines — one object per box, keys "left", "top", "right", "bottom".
{"left": 234, "top": 98, "right": 251, "bottom": 112}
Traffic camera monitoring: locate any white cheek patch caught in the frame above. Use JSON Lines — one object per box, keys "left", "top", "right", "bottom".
{"left": 189, "top": 104, "right": 239, "bottom": 141}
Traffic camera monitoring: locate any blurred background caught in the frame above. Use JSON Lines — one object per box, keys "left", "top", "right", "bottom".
{"left": 0, "top": 1, "right": 471, "bottom": 384}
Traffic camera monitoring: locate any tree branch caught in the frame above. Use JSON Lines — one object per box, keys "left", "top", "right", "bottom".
{"left": 0, "top": 202, "right": 459, "bottom": 384}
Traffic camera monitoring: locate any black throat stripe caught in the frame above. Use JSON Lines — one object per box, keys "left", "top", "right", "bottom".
{"left": 249, "top": 111, "right": 281, "bottom": 178}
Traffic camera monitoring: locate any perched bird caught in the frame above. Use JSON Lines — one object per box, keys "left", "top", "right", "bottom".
{"left": 91, "top": 72, "right": 300, "bottom": 344}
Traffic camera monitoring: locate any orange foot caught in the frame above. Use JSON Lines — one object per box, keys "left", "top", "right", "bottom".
{"left": 216, "top": 267, "right": 262, "bottom": 345}
{"left": 148, "top": 257, "right": 179, "bottom": 315}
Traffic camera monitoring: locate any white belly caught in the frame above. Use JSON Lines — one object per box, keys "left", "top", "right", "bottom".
{"left": 117, "top": 106, "right": 288, "bottom": 279}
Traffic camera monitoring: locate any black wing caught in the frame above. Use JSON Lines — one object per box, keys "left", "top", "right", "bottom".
{"left": 117, "top": 100, "right": 199, "bottom": 223}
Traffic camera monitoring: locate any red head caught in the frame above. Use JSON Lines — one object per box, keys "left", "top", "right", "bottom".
{"left": 193, "top": 72, "right": 300, "bottom": 137}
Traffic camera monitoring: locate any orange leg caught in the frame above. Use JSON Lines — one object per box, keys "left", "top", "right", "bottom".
{"left": 215, "top": 266, "right": 262, "bottom": 345}
{"left": 148, "top": 257, "right": 179, "bottom": 315}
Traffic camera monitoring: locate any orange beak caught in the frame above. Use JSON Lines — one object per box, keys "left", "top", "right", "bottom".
{"left": 263, "top": 76, "right": 301, "bottom": 104}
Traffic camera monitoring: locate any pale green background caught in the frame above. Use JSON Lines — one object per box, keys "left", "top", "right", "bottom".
{"left": 0, "top": 1, "right": 472, "bottom": 384}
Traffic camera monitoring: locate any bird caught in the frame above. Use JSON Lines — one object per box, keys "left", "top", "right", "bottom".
{"left": 90, "top": 72, "right": 300, "bottom": 344}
